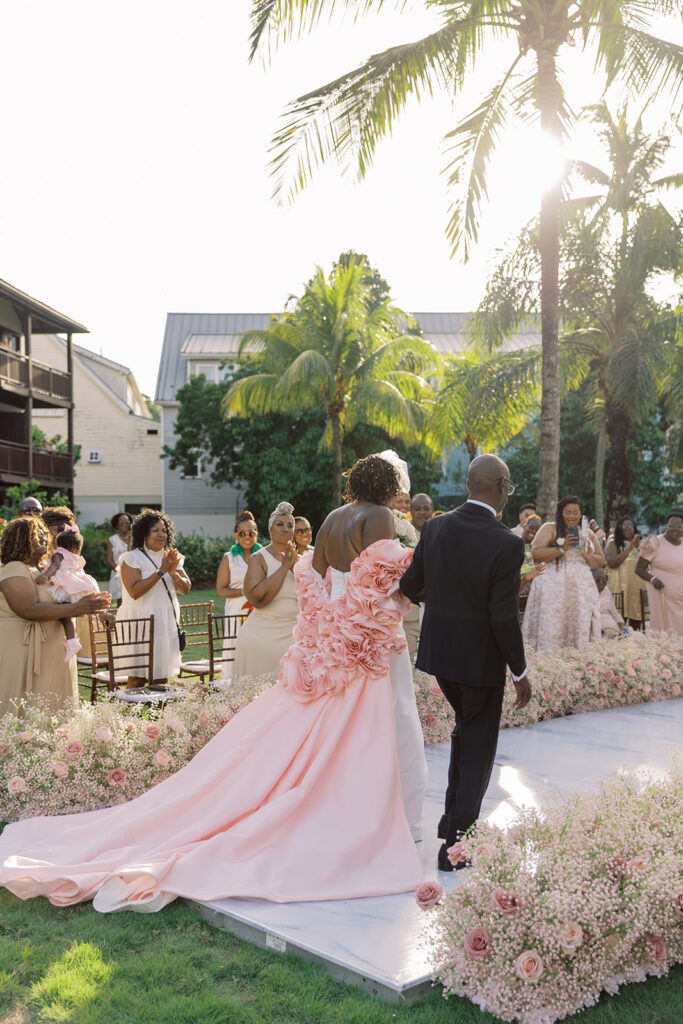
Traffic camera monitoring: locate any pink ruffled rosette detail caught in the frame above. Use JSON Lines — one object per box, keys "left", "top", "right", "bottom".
{"left": 281, "top": 540, "right": 413, "bottom": 702}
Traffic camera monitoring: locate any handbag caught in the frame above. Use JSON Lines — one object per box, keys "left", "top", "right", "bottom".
{"left": 142, "top": 551, "right": 187, "bottom": 652}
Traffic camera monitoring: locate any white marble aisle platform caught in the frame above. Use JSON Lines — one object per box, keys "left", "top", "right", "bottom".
{"left": 186, "top": 699, "right": 683, "bottom": 1003}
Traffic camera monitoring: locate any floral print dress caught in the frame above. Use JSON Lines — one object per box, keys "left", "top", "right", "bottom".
{"left": 522, "top": 544, "right": 601, "bottom": 652}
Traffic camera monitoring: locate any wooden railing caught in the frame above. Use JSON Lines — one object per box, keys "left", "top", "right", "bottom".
{"left": 0, "top": 351, "right": 70, "bottom": 400}
{"left": 0, "top": 349, "right": 29, "bottom": 387}
{"left": 0, "top": 440, "right": 72, "bottom": 483}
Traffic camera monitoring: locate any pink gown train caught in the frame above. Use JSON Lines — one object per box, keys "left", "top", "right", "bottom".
{"left": 0, "top": 540, "right": 423, "bottom": 912}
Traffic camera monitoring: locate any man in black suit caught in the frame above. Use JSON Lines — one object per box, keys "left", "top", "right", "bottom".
{"left": 400, "top": 453, "right": 531, "bottom": 871}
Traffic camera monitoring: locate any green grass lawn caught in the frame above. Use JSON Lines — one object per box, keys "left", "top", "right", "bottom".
{"left": 0, "top": 889, "right": 681, "bottom": 1024}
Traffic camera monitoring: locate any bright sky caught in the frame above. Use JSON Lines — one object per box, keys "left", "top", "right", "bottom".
{"left": 1, "top": 1, "right": 681, "bottom": 396}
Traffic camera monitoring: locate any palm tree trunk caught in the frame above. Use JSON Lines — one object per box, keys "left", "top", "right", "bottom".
{"left": 536, "top": 53, "right": 563, "bottom": 521}
{"left": 605, "top": 398, "right": 632, "bottom": 524}
{"left": 330, "top": 408, "right": 343, "bottom": 507}
{"left": 594, "top": 423, "right": 607, "bottom": 527}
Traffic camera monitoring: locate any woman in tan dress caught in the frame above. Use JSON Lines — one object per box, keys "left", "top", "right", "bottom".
{"left": 232, "top": 502, "right": 299, "bottom": 681}
{"left": 605, "top": 516, "right": 644, "bottom": 629}
{"left": 0, "top": 517, "right": 110, "bottom": 716}
{"left": 636, "top": 511, "right": 683, "bottom": 635}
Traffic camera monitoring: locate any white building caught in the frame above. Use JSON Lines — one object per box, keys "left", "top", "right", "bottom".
{"left": 32, "top": 335, "right": 162, "bottom": 524}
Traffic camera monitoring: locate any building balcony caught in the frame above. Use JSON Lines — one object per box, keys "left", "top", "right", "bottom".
{"left": 0, "top": 440, "right": 72, "bottom": 486}
{"left": 0, "top": 350, "right": 71, "bottom": 402}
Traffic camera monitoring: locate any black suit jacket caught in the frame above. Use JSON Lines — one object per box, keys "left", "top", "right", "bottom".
{"left": 399, "top": 503, "right": 526, "bottom": 686}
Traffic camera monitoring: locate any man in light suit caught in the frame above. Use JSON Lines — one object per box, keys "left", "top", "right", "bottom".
{"left": 400, "top": 454, "right": 531, "bottom": 871}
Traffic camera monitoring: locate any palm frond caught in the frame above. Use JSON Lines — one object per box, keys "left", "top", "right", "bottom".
{"left": 249, "top": 0, "right": 402, "bottom": 62}
{"left": 570, "top": 159, "right": 610, "bottom": 187}
{"left": 221, "top": 374, "right": 280, "bottom": 418}
{"left": 268, "top": 13, "right": 512, "bottom": 202}
{"left": 274, "top": 348, "right": 332, "bottom": 404}
{"left": 347, "top": 378, "right": 422, "bottom": 441}
{"left": 444, "top": 56, "right": 523, "bottom": 258}
{"left": 652, "top": 171, "right": 683, "bottom": 189}
{"left": 607, "top": 26, "right": 683, "bottom": 105}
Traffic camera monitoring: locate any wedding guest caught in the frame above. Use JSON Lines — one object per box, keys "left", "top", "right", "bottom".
{"left": 216, "top": 511, "right": 262, "bottom": 678}
{"left": 233, "top": 501, "right": 299, "bottom": 681}
{"left": 410, "top": 493, "right": 434, "bottom": 534}
{"left": 522, "top": 495, "right": 603, "bottom": 651}
{"left": 593, "top": 568, "right": 625, "bottom": 637}
{"left": 42, "top": 506, "right": 76, "bottom": 546}
{"left": 118, "top": 509, "right": 191, "bottom": 689}
{"left": 0, "top": 517, "right": 109, "bottom": 715}
{"left": 36, "top": 527, "right": 100, "bottom": 660}
{"left": 107, "top": 513, "right": 132, "bottom": 604}
{"left": 389, "top": 491, "right": 411, "bottom": 516}
{"left": 605, "top": 516, "right": 643, "bottom": 630}
{"left": 519, "top": 515, "right": 544, "bottom": 605}
{"left": 589, "top": 518, "right": 607, "bottom": 547}
{"left": 512, "top": 502, "right": 537, "bottom": 537}
{"left": 293, "top": 516, "right": 314, "bottom": 555}
{"left": 17, "top": 496, "right": 43, "bottom": 517}
{"left": 635, "top": 510, "right": 683, "bottom": 636}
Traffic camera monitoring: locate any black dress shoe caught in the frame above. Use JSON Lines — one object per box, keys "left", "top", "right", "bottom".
{"left": 437, "top": 843, "right": 454, "bottom": 872}
{"left": 438, "top": 841, "right": 470, "bottom": 872}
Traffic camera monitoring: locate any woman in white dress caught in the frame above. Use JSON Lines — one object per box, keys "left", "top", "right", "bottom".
{"left": 118, "top": 509, "right": 191, "bottom": 688}
{"left": 522, "top": 495, "right": 604, "bottom": 652}
{"left": 232, "top": 502, "right": 299, "bottom": 681}
{"left": 106, "top": 513, "right": 132, "bottom": 604}
{"left": 215, "top": 510, "right": 262, "bottom": 678}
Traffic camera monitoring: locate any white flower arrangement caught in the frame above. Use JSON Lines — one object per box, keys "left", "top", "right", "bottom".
{"left": 391, "top": 509, "right": 418, "bottom": 548}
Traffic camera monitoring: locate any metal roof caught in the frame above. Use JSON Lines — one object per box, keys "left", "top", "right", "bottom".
{"left": 155, "top": 311, "right": 540, "bottom": 402}
{"left": 0, "top": 278, "right": 88, "bottom": 334}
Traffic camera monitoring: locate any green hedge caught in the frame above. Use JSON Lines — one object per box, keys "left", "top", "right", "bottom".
{"left": 176, "top": 532, "right": 231, "bottom": 587}
{"left": 81, "top": 524, "right": 110, "bottom": 582}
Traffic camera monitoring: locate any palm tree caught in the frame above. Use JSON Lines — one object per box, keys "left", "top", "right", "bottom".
{"left": 430, "top": 347, "right": 542, "bottom": 461}
{"left": 222, "top": 257, "right": 441, "bottom": 506}
{"left": 248, "top": 0, "right": 683, "bottom": 517}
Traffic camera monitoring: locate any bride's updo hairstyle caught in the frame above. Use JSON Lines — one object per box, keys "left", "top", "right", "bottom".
{"left": 268, "top": 501, "right": 295, "bottom": 529}
{"left": 342, "top": 455, "right": 401, "bottom": 506}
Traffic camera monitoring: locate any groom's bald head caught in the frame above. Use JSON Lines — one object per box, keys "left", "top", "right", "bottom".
{"left": 467, "top": 454, "right": 513, "bottom": 512}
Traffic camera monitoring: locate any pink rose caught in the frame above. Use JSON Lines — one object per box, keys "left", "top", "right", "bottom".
{"left": 0, "top": 744, "right": 8, "bottom": 758}
{"left": 52, "top": 761, "right": 69, "bottom": 779}
{"left": 670, "top": 683, "right": 681, "bottom": 696}
{"left": 515, "top": 949, "right": 544, "bottom": 981}
{"left": 65, "top": 741, "right": 83, "bottom": 757}
{"left": 464, "top": 927, "right": 490, "bottom": 959}
{"left": 586, "top": 665, "right": 596, "bottom": 674}
{"left": 425, "top": 713, "right": 436, "bottom": 726}
{"left": 646, "top": 935, "right": 666, "bottom": 963}
{"left": 542, "top": 688, "right": 550, "bottom": 700}
{"left": 7, "top": 776, "right": 27, "bottom": 794}
{"left": 124, "top": 722, "right": 134, "bottom": 734}
{"left": 198, "top": 712, "right": 209, "bottom": 726}
{"left": 55, "top": 724, "right": 70, "bottom": 739}
{"left": 17, "top": 731, "right": 32, "bottom": 743}
{"left": 165, "top": 715, "right": 185, "bottom": 732}
{"left": 556, "top": 687, "right": 566, "bottom": 698}
{"left": 429, "top": 685, "right": 442, "bottom": 698}
{"left": 490, "top": 888, "right": 523, "bottom": 916}
{"left": 107, "top": 767, "right": 127, "bottom": 787}
{"left": 447, "top": 841, "right": 467, "bottom": 866}
{"left": 641, "top": 682, "right": 652, "bottom": 694}
{"left": 661, "top": 669, "right": 672, "bottom": 680}
{"left": 473, "top": 842, "right": 494, "bottom": 862}
{"left": 154, "top": 750, "right": 172, "bottom": 768}
{"left": 558, "top": 921, "right": 583, "bottom": 954}
{"left": 603, "top": 669, "right": 614, "bottom": 681}
{"left": 659, "top": 654, "right": 671, "bottom": 665}
{"left": 145, "top": 724, "right": 161, "bottom": 740}
{"left": 625, "top": 665, "right": 637, "bottom": 677}
{"left": 94, "top": 725, "right": 113, "bottom": 743}
{"left": 217, "top": 717, "right": 229, "bottom": 729}
{"left": 613, "top": 675, "right": 623, "bottom": 685}
{"left": 414, "top": 881, "right": 443, "bottom": 909}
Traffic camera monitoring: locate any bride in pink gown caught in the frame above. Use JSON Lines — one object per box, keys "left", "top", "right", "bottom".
{"left": 0, "top": 457, "right": 424, "bottom": 912}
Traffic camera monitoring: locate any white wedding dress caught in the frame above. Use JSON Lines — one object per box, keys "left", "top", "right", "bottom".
{"left": 329, "top": 567, "right": 427, "bottom": 841}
